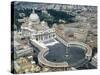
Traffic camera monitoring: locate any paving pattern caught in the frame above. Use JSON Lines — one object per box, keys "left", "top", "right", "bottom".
{"left": 30, "top": 37, "right": 92, "bottom": 68}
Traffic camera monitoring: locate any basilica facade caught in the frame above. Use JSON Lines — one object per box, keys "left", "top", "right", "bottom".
{"left": 21, "top": 10, "right": 56, "bottom": 42}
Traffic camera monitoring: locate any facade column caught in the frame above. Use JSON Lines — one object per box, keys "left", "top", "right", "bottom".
{"left": 37, "top": 35, "right": 40, "bottom": 40}
{"left": 39, "top": 35, "right": 41, "bottom": 40}
{"left": 46, "top": 34, "right": 48, "bottom": 40}
{"left": 51, "top": 33, "right": 53, "bottom": 38}
{"left": 47, "top": 34, "right": 49, "bottom": 39}
{"left": 42, "top": 35, "right": 44, "bottom": 41}
{"left": 44, "top": 35, "right": 45, "bottom": 40}
{"left": 50, "top": 34, "right": 51, "bottom": 38}
{"left": 40, "top": 35, "right": 42, "bottom": 41}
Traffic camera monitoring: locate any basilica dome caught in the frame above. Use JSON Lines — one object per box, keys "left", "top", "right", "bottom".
{"left": 29, "top": 10, "right": 40, "bottom": 22}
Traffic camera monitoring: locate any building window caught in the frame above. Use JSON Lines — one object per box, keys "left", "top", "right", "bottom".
{"left": 36, "top": 37, "right": 38, "bottom": 41}
{"left": 53, "top": 34, "right": 55, "bottom": 37}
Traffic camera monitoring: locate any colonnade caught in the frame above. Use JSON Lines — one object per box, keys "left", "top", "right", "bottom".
{"left": 35, "top": 32, "right": 56, "bottom": 41}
